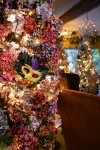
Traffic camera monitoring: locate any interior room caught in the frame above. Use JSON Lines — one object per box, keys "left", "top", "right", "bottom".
{"left": 0, "top": 0, "right": 100, "bottom": 150}
{"left": 54, "top": 0, "right": 100, "bottom": 149}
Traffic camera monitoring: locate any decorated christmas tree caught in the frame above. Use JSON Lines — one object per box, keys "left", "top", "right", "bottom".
{"left": 0, "top": 0, "right": 63, "bottom": 149}
{"left": 59, "top": 49, "right": 71, "bottom": 73}
{"left": 77, "top": 19, "right": 99, "bottom": 94}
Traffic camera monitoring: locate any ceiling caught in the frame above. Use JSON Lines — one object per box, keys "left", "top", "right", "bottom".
{"left": 63, "top": 6, "right": 100, "bottom": 32}
{"left": 53, "top": 0, "right": 100, "bottom": 32}
{"left": 53, "top": 0, "right": 81, "bottom": 17}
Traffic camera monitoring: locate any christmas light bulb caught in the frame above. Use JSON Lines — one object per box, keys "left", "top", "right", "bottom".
{"left": 7, "top": 14, "right": 16, "bottom": 22}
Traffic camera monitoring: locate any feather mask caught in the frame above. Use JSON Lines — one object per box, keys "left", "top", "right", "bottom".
{"left": 22, "top": 64, "right": 42, "bottom": 83}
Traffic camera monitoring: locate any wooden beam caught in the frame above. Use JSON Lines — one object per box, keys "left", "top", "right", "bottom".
{"left": 60, "top": 0, "right": 100, "bottom": 24}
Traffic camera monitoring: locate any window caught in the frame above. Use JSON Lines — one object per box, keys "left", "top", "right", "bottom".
{"left": 92, "top": 48, "right": 100, "bottom": 75}
{"left": 64, "top": 49, "right": 78, "bottom": 73}
{"left": 65, "top": 48, "right": 100, "bottom": 75}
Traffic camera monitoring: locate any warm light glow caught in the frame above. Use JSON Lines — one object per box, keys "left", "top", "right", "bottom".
{"left": 46, "top": 75, "right": 51, "bottom": 82}
{"left": 59, "top": 66, "right": 65, "bottom": 70}
{"left": 23, "top": 34, "right": 30, "bottom": 42}
{"left": 60, "top": 30, "right": 68, "bottom": 36}
{"left": 7, "top": 14, "right": 16, "bottom": 22}
{"left": 35, "top": 39, "right": 40, "bottom": 45}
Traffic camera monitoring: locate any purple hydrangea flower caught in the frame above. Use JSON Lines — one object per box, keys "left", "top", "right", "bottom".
{"left": 36, "top": 2, "right": 52, "bottom": 20}
{"left": 50, "top": 15, "right": 63, "bottom": 32}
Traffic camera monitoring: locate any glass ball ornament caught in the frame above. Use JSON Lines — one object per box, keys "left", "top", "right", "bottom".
{"left": 14, "top": 32, "right": 22, "bottom": 41}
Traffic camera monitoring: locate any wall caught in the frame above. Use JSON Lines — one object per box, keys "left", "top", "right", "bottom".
{"left": 62, "top": 6, "right": 100, "bottom": 32}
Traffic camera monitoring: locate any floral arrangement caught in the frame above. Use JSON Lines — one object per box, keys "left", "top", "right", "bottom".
{"left": 24, "top": 16, "right": 37, "bottom": 34}
{"left": 0, "top": 24, "right": 11, "bottom": 38}
{"left": 0, "top": 0, "right": 62, "bottom": 149}
{"left": 62, "top": 30, "right": 100, "bottom": 48}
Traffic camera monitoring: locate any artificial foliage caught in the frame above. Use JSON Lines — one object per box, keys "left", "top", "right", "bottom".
{"left": 0, "top": 0, "right": 63, "bottom": 149}
{"left": 62, "top": 30, "right": 100, "bottom": 49}
{"left": 59, "top": 49, "right": 71, "bottom": 74}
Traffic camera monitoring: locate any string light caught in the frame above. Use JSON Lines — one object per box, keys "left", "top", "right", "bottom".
{"left": 77, "top": 17, "right": 99, "bottom": 94}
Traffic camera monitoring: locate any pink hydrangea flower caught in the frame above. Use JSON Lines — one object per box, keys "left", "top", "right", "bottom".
{"left": 0, "top": 51, "right": 17, "bottom": 72}
{"left": 0, "top": 24, "right": 11, "bottom": 37}
{"left": 24, "top": 16, "right": 37, "bottom": 34}
{"left": 42, "top": 26, "right": 56, "bottom": 43}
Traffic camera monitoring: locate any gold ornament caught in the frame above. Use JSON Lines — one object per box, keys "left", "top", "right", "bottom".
{"left": 14, "top": 32, "right": 22, "bottom": 41}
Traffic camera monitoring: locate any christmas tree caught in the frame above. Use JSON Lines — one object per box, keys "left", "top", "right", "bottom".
{"left": 77, "top": 19, "right": 99, "bottom": 94}
{"left": 59, "top": 49, "right": 71, "bottom": 73}
{"left": 0, "top": 0, "right": 62, "bottom": 149}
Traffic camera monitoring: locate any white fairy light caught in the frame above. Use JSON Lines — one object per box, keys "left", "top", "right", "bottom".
{"left": 7, "top": 14, "right": 16, "bottom": 22}
{"left": 77, "top": 17, "right": 99, "bottom": 94}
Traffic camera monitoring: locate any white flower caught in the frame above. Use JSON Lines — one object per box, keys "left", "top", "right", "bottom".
{"left": 7, "top": 14, "right": 16, "bottom": 22}
{"left": 11, "top": 42, "right": 20, "bottom": 49}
